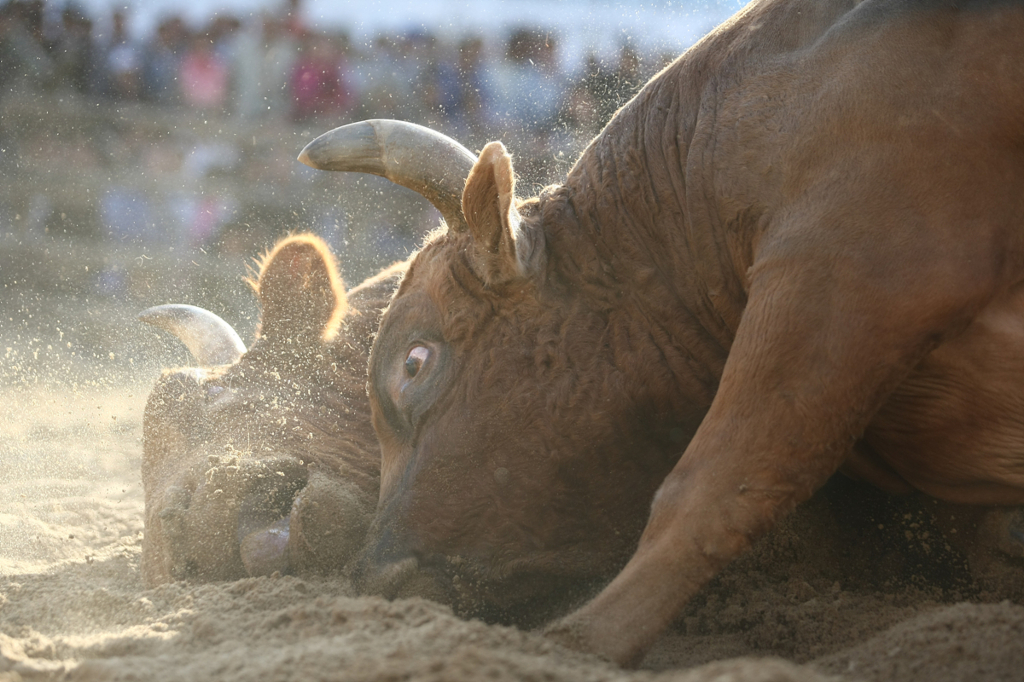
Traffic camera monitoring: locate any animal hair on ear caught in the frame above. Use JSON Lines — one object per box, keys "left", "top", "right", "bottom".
{"left": 249, "top": 234, "right": 348, "bottom": 342}
{"left": 463, "top": 142, "right": 514, "bottom": 252}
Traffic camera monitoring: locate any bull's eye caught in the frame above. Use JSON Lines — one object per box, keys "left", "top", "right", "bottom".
{"left": 404, "top": 346, "right": 430, "bottom": 378}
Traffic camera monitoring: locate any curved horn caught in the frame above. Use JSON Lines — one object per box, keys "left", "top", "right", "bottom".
{"left": 298, "top": 119, "right": 476, "bottom": 232}
{"left": 139, "top": 304, "right": 246, "bottom": 366}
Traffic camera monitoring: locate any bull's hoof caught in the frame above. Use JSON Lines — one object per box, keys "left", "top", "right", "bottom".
{"left": 976, "top": 506, "right": 1024, "bottom": 560}
{"left": 964, "top": 507, "right": 1024, "bottom": 600}
{"left": 997, "top": 508, "right": 1024, "bottom": 558}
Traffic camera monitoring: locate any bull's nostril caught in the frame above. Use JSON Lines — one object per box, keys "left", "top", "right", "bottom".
{"left": 239, "top": 517, "right": 291, "bottom": 576}
{"left": 236, "top": 465, "right": 308, "bottom": 541}
{"left": 233, "top": 461, "right": 308, "bottom": 577}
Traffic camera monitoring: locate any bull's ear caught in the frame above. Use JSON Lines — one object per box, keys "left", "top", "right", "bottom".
{"left": 461, "top": 141, "right": 544, "bottom": 284}
{"left": 250, "top": 234, "right": 347, "bottom": 343}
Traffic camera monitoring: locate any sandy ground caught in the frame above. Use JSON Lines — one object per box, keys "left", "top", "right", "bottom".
{"left": 2, "top": 377, "right": 1024, "bottom": 682}
{"left": 1, "top": 239, "right": 1023, "bottom": 682}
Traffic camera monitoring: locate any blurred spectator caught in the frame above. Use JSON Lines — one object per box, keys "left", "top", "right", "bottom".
{"left": 444, "top": 37, "right": 487, "bottom": 137}
{"left": 179, "top": 33, "right": 230, "bottom": 111}
{"left": 0, "top": 0, "right": 54, "bottom": 90}
{"left": 575, "top": 52, "right": 616, "bottom": 128}
{"left": 401, "top": 31, "right": 442, "bottom": 123}
{"left": 610, "top": 44, "right": 643, "bottom": 110}
{"left": 262, "top": 15, "right": 300, "bottom": 119}
{"left": 0, "top": 0, "right": 704, "bottom": 272}
{"left": 351, "top": 34, "right": 403, "bottom": 120}
{"left": 578, "top": 44, "right": 645, "bottom": 127}
{"left": 290, "top": 32, "right": 350, "bottom": 123}
{"left": 187, "top": 193, "right": 239, "bottom": 248}
{"left": 142, "top": 17, "right": 186, "bottom": 104}
{"left": 208, "top": 14, "right": 241, "bottom": 61}
{"left": 50, "top": 4, "right": 98, "bottom": 94}
{"left": 559, "top": 78, "right": 602, "bottom": 140}
{"left": 485, "top": 28, "right": 566, "bottom": 133}
{"left": 101, "top": 10, "right": 143, "bottom": 100}
{"left": 231, "top": 13, "right": 266, "bottom": 119}
{"left": 100, "top": 186, "right": 154, "bottom": 242}
{"left": 282, "top": 0, "right": 306, "bottom": 38}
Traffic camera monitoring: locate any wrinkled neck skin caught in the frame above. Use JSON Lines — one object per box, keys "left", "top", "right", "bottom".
{"left": 531, "top": 63, "right": 756, "bottom": 431}
{"left": 531, "top": 0, "right": 847, "bottom": 428}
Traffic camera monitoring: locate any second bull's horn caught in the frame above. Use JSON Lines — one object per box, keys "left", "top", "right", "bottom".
{"left": 298, "top": 119, "right": 476, "bottom": 233}
{"left": 139, "top": 304, "right": 247, "bottom": 367}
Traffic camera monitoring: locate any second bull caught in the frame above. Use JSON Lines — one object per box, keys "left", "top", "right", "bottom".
{"left": 140, "top": 235, "right": 404, "bottom": 584}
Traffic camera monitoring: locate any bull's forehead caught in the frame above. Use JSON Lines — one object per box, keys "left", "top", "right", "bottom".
{"left": 394, "top": 231, "right": 544, "bottom": 344}
{"left": 398, "top": 231, "right": 475, "bottom": 301}
{"left": 187, "top": 340, "right": 339, "bottom": 426}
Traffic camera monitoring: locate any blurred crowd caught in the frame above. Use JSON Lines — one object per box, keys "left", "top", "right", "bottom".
{"left": 0, "top": 0, "right": 684, "bottom": 292}
{"left": 0, "top": 0, "right": 669, "bottom": 142}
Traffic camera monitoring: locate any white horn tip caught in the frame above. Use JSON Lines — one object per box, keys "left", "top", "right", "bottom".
{"left": 139, "top": 304, "right": 246, "bottom": 367}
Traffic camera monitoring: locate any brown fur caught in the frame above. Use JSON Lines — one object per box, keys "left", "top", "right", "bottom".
{"left": 141, "top": 235, "right": 405, "bottom": 585}
{"left": 359, "top": 0, "right": 1024, "bottom": 666}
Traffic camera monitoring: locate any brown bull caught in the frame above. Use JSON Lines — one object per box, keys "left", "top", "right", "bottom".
{"left": 140, "top": 235, "right": 403, "bottom": 585}
{"left": 299, "top": 0, "right": 1024, "bottom": 666}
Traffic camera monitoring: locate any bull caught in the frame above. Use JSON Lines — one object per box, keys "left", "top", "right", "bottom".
{"left": 139, "top": 234, "right": 404, "bottom": 585}
{"left": 298, "top": 0, "right": 1024, "bottom": 666}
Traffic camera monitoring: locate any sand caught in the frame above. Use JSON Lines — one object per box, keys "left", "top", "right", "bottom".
{"left": 2, "top": 381, "right": 1023, "bottom": 682}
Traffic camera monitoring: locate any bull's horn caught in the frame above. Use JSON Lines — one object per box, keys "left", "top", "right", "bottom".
{"left": 139, "top": 304, "right": 246, "bottom": 366}
{"left": 298, "top": 119, "right": 476, "bottom": 232}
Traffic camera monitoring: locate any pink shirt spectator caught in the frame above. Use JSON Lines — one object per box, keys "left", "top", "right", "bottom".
{"left": 180, "top": 38, "right": 229, "bottom": 110}
{"left": 290, "top": 35, "right": 349, "bottom": 122}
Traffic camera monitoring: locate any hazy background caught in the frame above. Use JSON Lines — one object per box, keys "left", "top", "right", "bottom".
{"left": 0, "top": 0, "right": 736, "bottom": 402}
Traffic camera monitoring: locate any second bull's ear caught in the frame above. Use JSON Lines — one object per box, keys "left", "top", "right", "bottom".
{"left": 251, "top": 234, "right": 347, "bottom": 343}
{"left": 462, "top": 141, "right": 544, "bottom": 285}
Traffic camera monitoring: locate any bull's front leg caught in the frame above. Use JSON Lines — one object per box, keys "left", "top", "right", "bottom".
{"left": 545, "top": 225, "right": 1004, "bottom": 666}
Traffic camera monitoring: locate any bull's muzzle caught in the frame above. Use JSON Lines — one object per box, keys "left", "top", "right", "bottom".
{"left": 350, "top": 517, "right": 456, "bottom": 605}
{"left": 350, "top": 524, "right": 419, "bottom": 596}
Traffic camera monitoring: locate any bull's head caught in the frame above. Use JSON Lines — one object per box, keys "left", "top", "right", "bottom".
{"left": 300, "top": 122, "right": 692, "bottom": 622}
{"left": 139, "top": 234, "right": 404, "bottom": 585}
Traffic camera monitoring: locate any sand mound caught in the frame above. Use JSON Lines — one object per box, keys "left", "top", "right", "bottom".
{"left": 1, "top": 386, "right": 1022, "bottom": 682}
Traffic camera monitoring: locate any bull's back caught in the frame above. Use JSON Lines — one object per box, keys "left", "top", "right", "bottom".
{"left": 743, "top": 0, "right": 1024, "bottom": 504}
{"left": 706, "top": 0, "right": 1024, "bottom": 235}
{"left": 567, "top": 0, "right": 1024, "bottom": 333}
